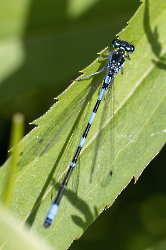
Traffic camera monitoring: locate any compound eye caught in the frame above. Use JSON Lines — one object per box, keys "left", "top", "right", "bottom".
{"left": 130, "top": 44, "right": 135, "bottom": 53}
{"left": 126, "top": 44, "right": 135, "bottom": 53}
{"left": 112, "top": 39, "right": 121, "bottom": 48}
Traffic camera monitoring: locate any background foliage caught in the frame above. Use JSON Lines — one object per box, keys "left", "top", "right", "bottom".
{"left": 0, "top": 0, "right": 166, "bottom": 250}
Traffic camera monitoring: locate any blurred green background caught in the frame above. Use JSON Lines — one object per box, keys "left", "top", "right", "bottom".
{"left": 0, "top": 0, "right": 166, "bottom": 249}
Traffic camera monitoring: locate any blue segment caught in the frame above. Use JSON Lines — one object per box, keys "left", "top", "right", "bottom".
{"left": 105, "top": 75, "right": 111, "bottom": 85}
{"left": 46, "top": 204, "right": 59, "bottom": 221}
{"left": 89, "top": 112, "right": 96, "bottom": 125}
{"left": 70, "top": 162, "right": 76, "bottom": 168}
{"left": 98, "top": 88, "right": 106, "bottom": 100}
{"left": 79, "top": 137, "right": 86, "bottom": 147}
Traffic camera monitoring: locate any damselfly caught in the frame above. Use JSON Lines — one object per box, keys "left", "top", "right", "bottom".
{"left": 44, "top": 39, "right": 135, "bottom": 228}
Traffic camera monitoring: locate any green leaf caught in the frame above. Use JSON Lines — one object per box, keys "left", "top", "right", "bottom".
{"left": 1, "top": 0, "right": 166, "bottom": 249}
{"left": 67, "top": 0, "right": 100, "bottom": 18}
{"left": 149, "top": 238, "right": 166, "bottom": 250}
{"left": 0, "top": 204, "right": 53, "bottom": 250}
{"left": 3, "top": 113, "right": 24, "bottom": 207}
